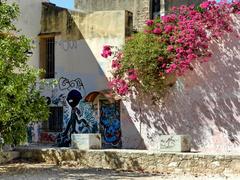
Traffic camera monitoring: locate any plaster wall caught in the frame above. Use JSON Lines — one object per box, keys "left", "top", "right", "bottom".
{"left": 37, "top": 4, "right": 130, "bottom": 143}
{"left": 40, "top": 4, "right": 129, "bottom": 91}
{"left": 121, "top": 15, "right": 240, "bottom": 153}
{"left": 8, "top": 0, "right": 48, "bottom": 68}
{"left": 74, "top": 0, "right": 149, "bottom": 30}
{"left": 74, "top": 0, "right": 204, "bottom": 30}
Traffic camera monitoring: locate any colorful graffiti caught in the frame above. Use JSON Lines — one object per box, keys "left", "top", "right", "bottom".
{"left": 56, "top": 89, "right": 98, "bottom": 147}
{"left": 27, "top": 122, "right": 41, "bottom": 143}
{"left": 28, "top": 76, "right": 98, "bottom": 146}
{"left": 49, "top": 77, "right": 98, "bottom": 147}
{"left": 100, "top": 101, "right": 122, "bottom": 148}
{"left": 40, "top": 132, "right": 56, "bottom": 143}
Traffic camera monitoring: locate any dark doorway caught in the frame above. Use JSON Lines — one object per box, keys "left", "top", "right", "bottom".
{"left": 150, "top": 0, "right": 161, "bottom": 19}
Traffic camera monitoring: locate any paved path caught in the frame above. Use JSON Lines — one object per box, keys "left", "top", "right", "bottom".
{"left": 0, "top": 162, "right": 239, "bottom": 180}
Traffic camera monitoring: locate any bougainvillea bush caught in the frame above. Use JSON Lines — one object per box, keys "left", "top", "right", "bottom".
{"left": 101, "top": 0, "right": 240, "bottom": 99}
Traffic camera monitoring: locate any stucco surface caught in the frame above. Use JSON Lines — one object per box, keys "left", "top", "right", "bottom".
{"left": 74, "top": 0, "right": 204, "bottom": 30}
{"left": 121, "top": 15, "right": 240, "bottom": 153}
{"left": 8, "top": 0, "right": 47, "bottom": 68}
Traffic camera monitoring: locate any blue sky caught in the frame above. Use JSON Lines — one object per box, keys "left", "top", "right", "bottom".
{"left": 50, "top": 0, "right": 74, "bottom": 9}
{"left": 49, "top": 0, "right": 224, "bottom": 9}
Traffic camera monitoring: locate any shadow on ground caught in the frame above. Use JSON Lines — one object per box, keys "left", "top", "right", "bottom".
{"left": 0, "top": 161, "right": 162, "bottom": 180}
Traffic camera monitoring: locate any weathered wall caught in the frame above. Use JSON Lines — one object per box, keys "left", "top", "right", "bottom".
{"left": 121, "top": 15, "right": 240, "bottom": 153}
{"left": 37, "top": 3, "right": 130, "bottom": 143}
{"left": 74, "top": 0, "right": 204, "bottom": 30}
{"left": 8, "top": 0, "right": 48, "bottom": 68}
{"left": 74, "top": 0, "right": 149, "bottom": 30}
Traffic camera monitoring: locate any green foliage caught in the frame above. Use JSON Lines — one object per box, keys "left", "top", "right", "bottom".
{"left": 115, "top": 33, "right": 169, "bottom": 97}
{"left": 0, "top": 1, "right": 49, "bottom": 145}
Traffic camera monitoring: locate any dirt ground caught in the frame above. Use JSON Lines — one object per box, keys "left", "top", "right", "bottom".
{"left": 0, "top": 161, "right": 239, "bottom": 180}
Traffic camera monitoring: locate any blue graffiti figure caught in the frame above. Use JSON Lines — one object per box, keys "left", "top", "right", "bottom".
{"left": 100, "top": 105, "right": 121, "bottom": 147}
{"left": 77, "top": 100, "right": 98, "bottom": 133}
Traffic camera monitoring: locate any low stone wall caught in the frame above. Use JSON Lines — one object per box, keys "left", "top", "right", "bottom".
{"left": 18, "top": 147, "right": 240, "bottom": 175}
{"left": 0, "top": 151, "right": 20, "bottom": 164}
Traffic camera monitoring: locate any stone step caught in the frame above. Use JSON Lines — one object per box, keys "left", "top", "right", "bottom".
{"left": 0, "top": 151, "right": 20, "bottom": 164}
{"left": 17, "top": 147, "right": 240, "bottom": 175}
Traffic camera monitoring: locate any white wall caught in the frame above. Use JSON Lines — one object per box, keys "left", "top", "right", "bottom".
{"left": 121, "top": 15, "right": 240, "bottom": 153}
{"left": 8, "top": 0, "right": 48, "bottom": 68}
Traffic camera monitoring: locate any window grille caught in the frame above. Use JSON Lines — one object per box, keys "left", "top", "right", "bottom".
{"left": 42, "top": 107, "right": 63, "bottom": 132}
{"left": 40, "top": 37, "right": 55, "bottom": 79}
{"left": 45, "top": 37, "right": 55, "bottom": 78}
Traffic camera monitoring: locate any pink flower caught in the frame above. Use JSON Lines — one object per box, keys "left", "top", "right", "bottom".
{"left": 127, "top": 69, "right": 138, "bottom": 81}
{"left": 101, "top": 45, "right": 112, "bottom": 58}
{"left": 116, "top": 79, "right": 129, "bottom": 95}
{"left": 162, "top": 14, "right": 177, "bottom": 23}
{"left": 164, "top": 25, "right": 174, "bottom": 34}
{"left": 145, "top": 20, "right": 154, "bottom": 26}
{"left": 186, "top": 49, "right": 193, "bottom": 54}
{"left": 200, "top": 1, "right": 210, "bottom": 9}
{"left": 170, "top": 36, "right": 175, "bottom": 42}
{"left": 176, "top": 47, "right": 184, "bottom": 54}
{"left": 155, "top": 23, "right": 161, "bottom": 27}
{"left": 167, "top": 45, "right": 174, "bottom": 52}
{"left": 187, "top": 54, "right": 197, "bottom": 61}
{"left": 161, "top": 63, "right": 166, "bottom": 68}
{"left": 153, "top": 28, "right": 162, "bottom": 35}
{"left": 109, "top": 78, "right": 129, "bottom": 96}
{"left": 111, "top": 60, "right": 121, "bottom": 70}
{"left": 165, "top": 63, "right": 177, "bottom": 74}
{"left": 158, "top": 56, "right": 164, "bottom": 62}
{"left": 103, "top": 45, "right": 111, "bottom": 51}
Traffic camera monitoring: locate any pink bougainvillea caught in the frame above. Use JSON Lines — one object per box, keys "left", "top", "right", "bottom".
{"left": 108, "top": 78, "right": 129, "bottom": 96}
{"left": 101, "top": 0, "right": 240, "bottom": 97}
{"left": 127, "top": 69, "right": 138, "bottom": 81}
{"left": 101, "top": 45, "right": 112, "bottom": 58}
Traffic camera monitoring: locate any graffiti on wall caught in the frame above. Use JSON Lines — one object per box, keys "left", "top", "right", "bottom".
{"left": 56, "top": 88, "right": 98, "bottom": 147}
{"left": 58, "top": 77, "right": 85, "bottom": 92}
{"left": 40, "top": 132, "right": 56, "bottom": 143}
{"left": 100, "top": 100, "right": 122, "bottom": 148}
{"left": 27, "top": 122, "right": 41, "bottom": 143}
{"left": 28, "top": 76, "right": 98, "bottom": 146}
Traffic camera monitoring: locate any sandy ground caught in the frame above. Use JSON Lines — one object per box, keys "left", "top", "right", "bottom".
{"left": 0, "top": 161, "right": 240, "bottom": 180}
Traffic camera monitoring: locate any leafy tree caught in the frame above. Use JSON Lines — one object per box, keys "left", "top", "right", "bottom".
{"left": 0, "top": 1, "right": 49, "bottom": 145}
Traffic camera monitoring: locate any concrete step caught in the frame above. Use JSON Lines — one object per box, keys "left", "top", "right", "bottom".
{"left": 16, "top": 146, "right": 240, "bottom": 175}
{"left": 0, "top": 151, "right": 20, "bottom": 164}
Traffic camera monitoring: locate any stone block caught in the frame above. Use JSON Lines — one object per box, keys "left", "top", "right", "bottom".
{"left": 159, "top": 135, "right": 191, "bottom": 152}
{"left": 0, "top": 151, "right": 20, "bottom": 164}
{"left": 71, "top": 134, "right": 101, "bottom": 150}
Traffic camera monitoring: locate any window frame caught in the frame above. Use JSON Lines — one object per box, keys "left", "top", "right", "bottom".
{"left": 39, "top": 35, "right": 55, "bottom": 79}
{"left": 42, "top": 106, "right": 63, "bottom": 133}
{"left": 150, "top": 0, "right": 161, "bottom": 19}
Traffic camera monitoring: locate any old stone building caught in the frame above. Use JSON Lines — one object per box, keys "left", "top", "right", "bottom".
{"left": 74, "top": 0, "right": 204, "bottom": 30}
{"left": 9, "top": 0, "right": 240, "bottom": 153}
